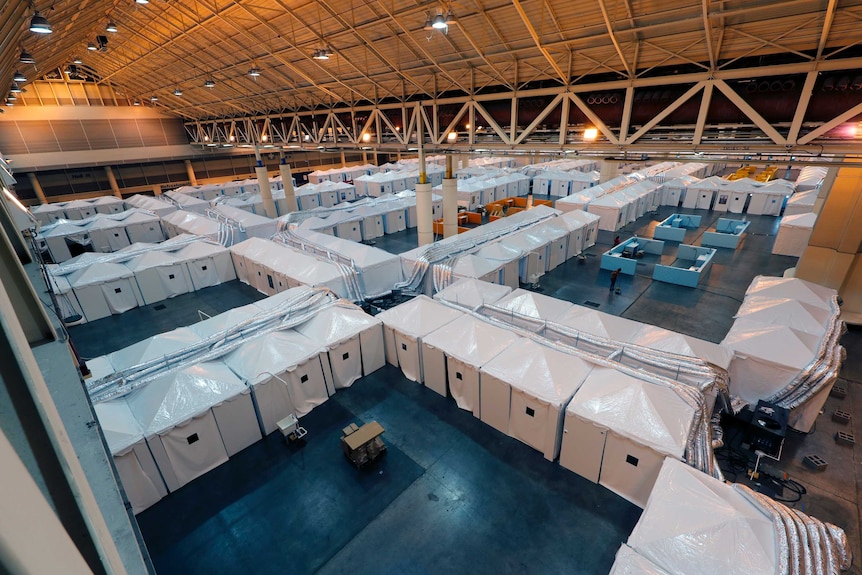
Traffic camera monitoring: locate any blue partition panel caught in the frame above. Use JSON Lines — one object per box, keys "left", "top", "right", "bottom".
{"left": 701, "top": 218, "right": 750, "bottom": 249}
{"left": 652, "top": 245, "right": 715, "bottom": 287}
{"left": 653, "top": 213, "right": 703, "bottom": 242}
{"left": 600, "top": 237, "right": 665, "bottom": 275}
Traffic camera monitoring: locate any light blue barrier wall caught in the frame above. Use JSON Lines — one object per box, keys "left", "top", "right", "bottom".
{"left": 653, "top": 213, "right": 703, "bottom": 242}
{"left": 601, "top": 236, "right": 665, "bottom": 275}
{"left": 652, "top": 244, "right": 716, "bottom": 287}
{"left": 701, "top": 218, "right": 751, "bottom": 249}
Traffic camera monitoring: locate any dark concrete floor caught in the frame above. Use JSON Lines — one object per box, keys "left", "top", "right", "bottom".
{"left": 68, "top": 203, "right": 862, "bottom": 574}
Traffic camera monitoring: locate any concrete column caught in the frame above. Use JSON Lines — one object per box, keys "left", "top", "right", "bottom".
{"left": 255, "top": 165, "right": 277, "bottom": 219}
{"left": 362, "top": 151, "right": 368, "bottom": 164}
{"left": 599, "top": 160, "right": 618, "bottom": 183}
{"left": 416, "top": 182, "right": 433, "bottom": 246}
{"left": 442, "top": 155, "right": 458, "bottom": 239}
{"left": 184, "top": 159, "right": 197, "bottom": 186}
{"left": 103, "top": 166, "right": 122, "bottom": 199}
{"left": 340, "top": 150, "right": 346, "bottom": 167}
{"left": 796, "top": 166, "right": 862, "bottom": 320}
{"left": 279, "top": 161, "right": 298, "bottom": 214}
{"left": 152, "top": 184, "right": 162, "bottom": 196}
{"left": 28, "top": 173, "right": 47, "bottom": 205}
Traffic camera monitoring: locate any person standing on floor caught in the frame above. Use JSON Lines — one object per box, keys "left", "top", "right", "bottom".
{"left": 610, "top": 268, "right": 621, "bottom": 292}
{"left": 613, "top": 235, "right": 621, "bottom": 247}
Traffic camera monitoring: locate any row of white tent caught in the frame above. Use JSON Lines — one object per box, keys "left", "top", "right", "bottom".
{"left": 376, "top": 289, "right": 719, "bottom": 509}
{"left": 773, "top": 211, "right": 818, "bottom": 257}
{"left": 169, "top": 175, "right": 292, "bottom": 201}
{"left": 432, "top": 172, "right": 531, "bottom": 210}
{"left": 610, "top": 457, "right": 850, "bottom": 575}
{"left": 293, "top": 191, "right": 443, "bottom": 242}
{"left": 162, "top": 205, "right": 278, "bottom": 246}
{"left": 354, "top": 166, "right": 448, "bottom": 196}
{"left": 795, "top": 165, "right": 828, "bottom": 191}
{"left": 214, "top": 181, "right": 362, "bottom": 214}
{"left": 30, "top": 195, "right": 127, "bottom": 225}
{"left": 125, "top": 194, "right": 179, "bottom": 218}
{"left": 90, "top": 289, "right": 386, "bottom": 513}
{"left": 399, "top": 206, "right": 601, "bottom": 293}
{"left": 555, "top": 177, "right": 665, "bottom": 231}
{"left": 48, "top": 237, "right": 236, "bottom": 323}
{"left": 520, "top": 158, "right": 599, "bottom": 177}
{"left": 38, "top": 209, "right": 166, "bottom": 263}
{"left": 308, "top": 163, "right": 379, "bottom": 183}
{"left": 722, "top": 276, "right": 843, "bottom": 432}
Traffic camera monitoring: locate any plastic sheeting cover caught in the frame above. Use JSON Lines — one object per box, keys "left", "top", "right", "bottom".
{"left": 223, "top": 329, "right": 323, "bottom": 385}
{"left": 94, "top": 399, "right": 145, "bottom": 455}
{"left": 609, "top": 545, "right": 672, "bottom": 575}
{"left": 376, "top": 295, "right": 464, "bottom": 338}
{"left": 433, "top": 278, "right": 511, "bottom": 310}
{"left": 493, "top": 289, "right": 575, "bottom": 320}
{"left": 422, "top": 314, "right": 521, "bottom": 366}
{"left": 294, "top": 304, "right": 381, "bottom": 347}
{"left": 745, "top": 275, "right": 835, "bottom": 309}
{"left": 126, "top": 361, "right": 247, "bottom": 435}
{"left": 628, "top": 458, "right": 776, "bottom": 575}
{"left": 735, "top": 296, "right": 832, "bottom": 335}
{"left": 567, "top": 368, "right": 694, "bottom": 458}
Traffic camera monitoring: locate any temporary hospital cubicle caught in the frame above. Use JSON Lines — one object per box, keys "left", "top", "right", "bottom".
{"left": 448, "top": 254, "right": 504, "bottom": 286}
{"left": 376, "top": 295, "right": 465, "bottom": 383}
{"left": 652, "top": 214, "right": 702, "bottom": 243}
{"left": 211, "top": 205, "right": 278, "bottom": 239}
{"left": 485, "top": 289, "right": 575, "bottom": 330}
{"left": 772, "top": 212, "right": 816, "bottom": 257}
{"left": 746, "top": 184, "right": 791, "bottom": 216}
{"left": 63, "top": 199, "right": 99, "bottom": 220}
{"left": 173, "top": 240, "right": 237, "bottom": 290}
{"left": 681, "top": 176, "right": 723, "bottom": 210}
{"left": 125, "top": 361, "right": 261, "bottom": 492}
{"left": 479, "top": 339, "right": 593, "bottom": 460}
{"left": 94, "top": 399, "right": 168, "bottom": 514}
{"left": 434, "top": 277, "right": 511, "bottom": 310}
{"left": 224, "top": 330, "right": 332, "bottom": 433}
{"left": 700, "top": 219, "right": 751, "bottom": 249}
{"left": 420, "top": 314, "right": 522, "bottom": 412}
{"left": 559, "top": 210, "right": 600, "bottom": 256}
{"left": 473, "top": 242, "right": 523, "bottom": 290}
{"left": 294, "top": 304, "right": 385, "bottom": 390}
{"left": 560, "top": 367, "right": 697, "bottom": 508}
{"left": 783, "top": 188, "right": 818, "bottom": 216}
{"left": 68, "top": 262, "right": 145, "bottom": 322}
{"left": 588, "top": 194, "right": 632, "bottom": 231}
{"left": 652, "top": 245, "right": 715, "bottom": 288}
{"left": 125, "top": 251, "right": 194, "bottom": 305}
{"left": 31, "top": 203, "right": 67, "bottom": 225}
{"left": 42, "top": 221, "right": 94, "bottom": 263}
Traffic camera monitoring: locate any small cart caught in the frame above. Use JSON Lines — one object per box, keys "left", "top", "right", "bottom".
{"left": 341, "top": 421, "right": 386, "bottom": 468}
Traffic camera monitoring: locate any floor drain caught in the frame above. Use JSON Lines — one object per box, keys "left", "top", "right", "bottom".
{"left": 583, "top": 301, "right": 601, "bottom": 308}
{"left": 153, "top": 304, "right": 167, "bottom": 311}
{"left": 835, "top": 431, "right": 856, "bottom": 447}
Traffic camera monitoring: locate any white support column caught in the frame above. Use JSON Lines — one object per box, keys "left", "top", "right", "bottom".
{"left": 184, "top": 159, "right": 198, "bottom": 185}
{"left": 103, "top": 166, "right": 122, "bottom": 199}
{"left": 28, "top": 174, "right": 47, "bottom": 205}
{"left": 279, "top": 160, "right": 298, "bottom": 214}
{"left": 254, "top": 148, "right": 277, "bottom": 218}
{"left": 442, "top": 155, "right": 458, "bottom": 239}
{"left": 600, "top": 160, "right": 619, "bottom": 183}
{"left": 152, "top": 184, "right": 162, "bottom": 196}
{"left": 340, "top": 150, "right": 347, "bottom": 167}
{"left": 416, "top": 182, "right": 433, "bottom": 246}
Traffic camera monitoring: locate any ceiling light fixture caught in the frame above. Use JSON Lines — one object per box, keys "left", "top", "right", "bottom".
{"left": 150, "top": 95, "right": 158, "bottom": 102}
{"left": 204, "top": 79, "right": 215, "bottom": 88}
{"left": 64, "top": 65, "right": 77, "bottom": 76}
{"left": 19, "top": 49, "right": 35, "bottom": 64}
{"left": 133, "top": 99, "right": 140, "bottom": 106}
{"left": 173, "top": 87, "right": 183, "bottom": 97}
{"left": 431, "top": 13, "right": 447, "bottom": 29}
{"left": 9, "top": 83, "right": 22, "bottom": 94}
{"left": 7, "top": 93, "right": 17, "bottom": 102}
{"left": 13, "top": 71, "right": 26, "bottom": 83}
{"left": 29, "top": 11, "right": 52, "bottom": 34}
{"left": 72, "top": 55, "right": 83, "bottom": 64}
{"left": 135, "top": 0, "right": 149, "bottom": 4}
{"left": 583, "top": 127, "right": 598, "bottom": 141}
{"left": 248, "top": 67, "right": 261, "bottom": 77}
{"left": 106, "top": 21, "right": 118, "bottom": 33}
{"left": 87, "top": 42, "right": 97, "bottom": 51}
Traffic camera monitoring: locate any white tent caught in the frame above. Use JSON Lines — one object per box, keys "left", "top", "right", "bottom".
{"left": 473, "top": 242, "right": 522, "bottom": 289}
{"left": 125, "top": 251, "right": 194, "bottom": 305}
{"left": 420, "top": 314, "right": 522, "bottom": 411}
{"left": 211, "top": 205, "right": 277, "bottom": 239}
{"left": 376, "top": 295, "right": 465, "bottom": 383}
{"left": 294, "top": 304, "right": 385, "bottom": 390}
{"left": 93, "top": 400, "right": 167, "bottom": 514}
{"left": 722, "top": 318, "right": 821, "bottom": 404}
{"left": 747, "top": 184, "right": 789, "bottom": 216}
{"left": 626, "top": 324, "right": 733, "bottom": 371}
{"left": 783, "top": 189, "right": 818, "bottom": 216}
{"left": 42, "top": 221, "right": 92, "bottom": 263}
{"left": 294, "top": 228, "right": 403, "bottom": 297}
{"left": 126, "top": 361, "right": 260, "bottom": 491}
{"left": 63, "top": 199, "right": 99, "bottom": 220}
{"left": 224, "top": 330, "right": 332, "bottom": 432}
{"left": 735, "top": 296, "right": 832, "bottom": 335}
{"left": 609, "top": 545, "right": 672, "bottom": 575}
{"left": 125, "top": 195, "right": 178, "bottom": 218}
{"left": 173, "top": 241, "right": 237, "bottom": 290}
{"left": 87, "top": 217, "right": 133, "bottom": 252}
{"left": 561, "top": 367, "right": 696, "bottom": 507}
{"left": 682, "top": 176, "right": 724, "bottom": 210}
{"left": 660, "top": 176, "right": 698, "bottom": 207}
{"left": 500, "top": 230, "right": 549, "bottom": 282}
{"left": 559, "top": 210, "right": 600, "bottom": 257}
{"left": 68, "top": 262, "right": 144, "bottom": 322}
{"left": 449, "top": 254, "right": 503, "bottom": 285}
{"left": 187, "top": 304, "right": 261, "bottom": 341}
{"left": 487, "top": 289, "right": 575, "bottom": 331}
{"left": 434, "top": 277, "right": 511, "bottom": 310}
{"left": 31, "top": 203, "right": 67, "bottom": 225}
{"left": 165, "top": 191, "right": 209, "bottom": 214}
{"left": 772, "top": 212, "right": 816, "bottom": 257}
{"left": 795, "top": 165, "right": 828, "bottom": 192}
{"left": 588, "top": 193, "right": 632, "bottom": 231}
{"left": 744, "top": 275, "right": 835, "bottom": 309}
{"left": 229, "top": 236, "right": 270, "bottom": 286}
{"left": 555, "top": 306, "right": 644, "bottom": 355}
{"left": 480, "top": 339, "right": 593, "bottom": 460}
{"left": 115, "top": 210, "right": 165, "bottom": 244}
{"left": 626, "top": 458, "right": 777, "bottom": 575}
{"left": 92, "top": 196, "right": 126, "bottom": 214}
{"left": 47, "top": 271, "right": 85, "bottom": 323}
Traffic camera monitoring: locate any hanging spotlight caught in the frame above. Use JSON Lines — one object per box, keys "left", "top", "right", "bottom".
{"left": 87, "top": 42, "right": 97, "bottom": 51}
{"left": 444, "top": 8, "right": 456, "bottom": 25}
{"left": 204, "top": 79, "right": 215, "bottom": 88}
{"left": 29, "top": 11, "right": 52, "bottom": 34}
{"left": 106, "top": 21, "right": 118, "bottom": 33}
{"left": 248, "top": 67, "right": 261, "bottom": 77}
{"left": 135, "top": 0, "right": 149, "bottom": 4}
{"left": 324, "top": 46, "right": 334, "bottom": 57}
{"left": 13, "top": 71, "right": 26, "bottom": 83}
{"left": 64, "top": 65, "right": 77, "bottom": 76}
{"left": 9, "top": 83, "right": 22, "bottom": 94}
{"left": 133, "top": 99, "right": 140, "bottom": 106}
{"left": 150, "top": 95, "right": 158, "bottom": 102}
{"left": 431, "top": 13, "right": 447, "bottom": 29}
{"left": 173, "top": 87, "right": 183, "bottom": 96}
{"left": 312, "top": 49, "right": 328, "bottom": 60}
{"left": 72, "top": 55, "right": 83, "bottom": 64}
{"left": 423, "top": 13, "right": 434, "bottom": 30}
{"left": 7, "top": 93, "right": 17, "bottom": 102}
{"left": 19, "top": 49, "right": 35, "bottom": 64}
